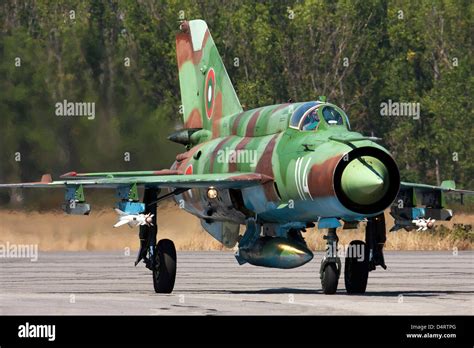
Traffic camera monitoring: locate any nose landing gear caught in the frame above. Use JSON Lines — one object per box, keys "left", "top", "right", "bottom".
{"left": 320, "top": 228, "right": 341, "bottom": 294}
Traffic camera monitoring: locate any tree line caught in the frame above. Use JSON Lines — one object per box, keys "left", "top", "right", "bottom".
{"left": 0, "top": 0, "right": 472, "bottom": 207}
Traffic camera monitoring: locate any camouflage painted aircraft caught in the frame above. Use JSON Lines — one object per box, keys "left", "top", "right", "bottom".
{"left": 2, "top": 20, "right": 473, "bottom": 294}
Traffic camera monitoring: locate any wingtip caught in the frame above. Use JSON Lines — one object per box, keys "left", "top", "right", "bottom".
{"left": 60, "top": 171, "right": 77, "bottom": 178}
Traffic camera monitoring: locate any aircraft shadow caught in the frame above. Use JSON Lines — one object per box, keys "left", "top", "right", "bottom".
{"left": 353, "top": 290, "right": 474, "bottom": 297}
{"left": 229, "top": 288, "right": 322, "bottom": 295}
{"left": 37, "top": 289, "right": 474, "bottom": 297}
{"left": 226, "top": 288, "right": 474, "bottom": 297}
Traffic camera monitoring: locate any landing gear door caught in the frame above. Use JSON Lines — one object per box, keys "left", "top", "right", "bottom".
{"left": 201, "top": 220, "right": 240, "bottom": 248}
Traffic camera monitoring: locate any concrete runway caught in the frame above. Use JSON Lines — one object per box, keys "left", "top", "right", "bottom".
{"left": 0, "top": 251, "right": 472, "bottom": 315}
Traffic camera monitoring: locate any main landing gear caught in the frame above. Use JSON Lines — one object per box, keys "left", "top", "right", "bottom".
{"left": 344, "top": 240, "right": 369, "bottom": 294}
{"left": 136, "top": 188, "right": 177, "bottom": 293}
{"left": 153, "top": 239, "right": 177, "bottom": 293}
{"left": 319, "top": 213, "right": 387, "bottom": 295}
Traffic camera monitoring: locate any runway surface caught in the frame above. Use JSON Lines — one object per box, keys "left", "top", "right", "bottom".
{"left": 0, "top": 251, "right": 473, "bottom": 315}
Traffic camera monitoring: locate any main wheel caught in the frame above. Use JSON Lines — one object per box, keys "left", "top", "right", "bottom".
{"left": 344, "top": 240, "right": 369, "bottom": 294}
{"left": 321, "top": 263, "right": 339, "bottom": 294}
{"left": 153, "top": 239, "right": 177, "bottom": 293}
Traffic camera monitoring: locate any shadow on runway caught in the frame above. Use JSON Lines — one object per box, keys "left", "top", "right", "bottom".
{"left": 35, "top": 288, "right": 474, "bottom": 297}
{"left": 356, "top": 290, "right": 474, "bottom": 297}
{"left": 223, "top": 288, "right": 474, "bottom": 297}
{"left": 229, "top": 288, "right": 322, "bottom": 294}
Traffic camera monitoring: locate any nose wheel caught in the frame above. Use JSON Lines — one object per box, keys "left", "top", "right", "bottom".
{"left": 320, "top": 228, "right": 341, "bottom": 294}
{"left": 321, "top": 262, "right": 340, "bottom": 294}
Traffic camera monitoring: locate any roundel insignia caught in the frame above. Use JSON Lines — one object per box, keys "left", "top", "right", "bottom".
{"left": 185, "top": 164, "right": 193, "bottom": 175}
{"left": 204, "top": 68, "right": 216, "bottom": 119}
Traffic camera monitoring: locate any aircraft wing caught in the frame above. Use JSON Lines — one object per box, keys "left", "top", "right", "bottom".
{"left": 400, "top": 181, "right": 474, "bottom": 195}
{"left": 0, "top": 172, "right": 273, "bottom": 190}
{"left": 391, "top": 180, "right": 473, "bottom": 231}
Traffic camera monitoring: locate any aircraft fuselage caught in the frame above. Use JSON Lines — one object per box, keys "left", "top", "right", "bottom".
{"left": 173, "top": 101, "right": 400, "bottom": 226}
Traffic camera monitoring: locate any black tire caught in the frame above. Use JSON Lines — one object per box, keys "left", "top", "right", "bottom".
{"left": 344, "top": 240, "right": 369, "bottom": 294}
{"left": 153, "top": 239, "right": 177, "bottom": 293}
{"left": 321, "top": 263, "right": 339, "bottom": 294}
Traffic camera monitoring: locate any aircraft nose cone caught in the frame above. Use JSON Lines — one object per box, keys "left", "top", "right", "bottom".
{"left": 340, "top": 156, "right": 389, "bottom": 205}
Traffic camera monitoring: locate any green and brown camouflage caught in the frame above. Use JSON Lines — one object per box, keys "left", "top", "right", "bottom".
{"left": 172, "top": 20, "right": 399, "bottom": 223}
{"left": 176, "top": 20, "right": 242, "bottom": 132}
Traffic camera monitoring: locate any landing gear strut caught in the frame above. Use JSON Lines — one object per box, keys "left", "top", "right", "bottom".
{"left": 366, "top": 213, "right": 387, "bottom": 271}
{"left": 136, "top": 188, "right": 177, "bottom": 293}
{"left": 320, "top": 228, "right": 341, "bottom": 294}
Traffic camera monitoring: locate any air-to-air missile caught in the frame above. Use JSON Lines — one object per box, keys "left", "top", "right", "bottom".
{"left": 412, "top": 217, "right": 436, "bottom": 231}
{"left": 113, "top": 209, "right": 154, "bottom": 228}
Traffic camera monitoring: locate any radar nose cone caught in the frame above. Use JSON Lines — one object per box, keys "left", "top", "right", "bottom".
{"left": 341, "top": 156, "right": 389, "bottom": 205}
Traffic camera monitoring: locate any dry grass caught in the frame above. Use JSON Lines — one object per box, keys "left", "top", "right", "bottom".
{"left": 0, "top": 204, "right": 225, "bottom": 252}
{"left": 0, "top": 204, "right": 472, "bottom": 251}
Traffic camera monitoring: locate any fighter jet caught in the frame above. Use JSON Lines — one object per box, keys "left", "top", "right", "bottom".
{"left": 1, "top": 20, "right": 473, "bottom": 294}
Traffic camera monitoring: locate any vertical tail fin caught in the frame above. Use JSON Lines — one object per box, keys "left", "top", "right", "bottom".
{"left": 176, "top": 20, "right": 242, "bottom": 132}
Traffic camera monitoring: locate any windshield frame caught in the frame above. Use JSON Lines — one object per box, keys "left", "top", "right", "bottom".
{"left": 289, "top": 101, "right": 320, "bottom": 129}
{"left": 288, "top": 101, "right": 351, "bottom": 131}
{"left": 297, "top": 105, "right": 321, "bottom": 131}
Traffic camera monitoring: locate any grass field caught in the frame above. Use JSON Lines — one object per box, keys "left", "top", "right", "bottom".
{"left": 0, "top": 203, "right": 472, "bottom": 251}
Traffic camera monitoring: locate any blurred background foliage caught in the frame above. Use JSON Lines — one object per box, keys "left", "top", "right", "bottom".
{"left": 0, "top": 0, "right": 472, "bottom": 208}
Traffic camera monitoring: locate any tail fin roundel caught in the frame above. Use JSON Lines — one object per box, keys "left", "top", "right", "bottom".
{"left": 176, "top": 20, "right": 242, "bottom": 131}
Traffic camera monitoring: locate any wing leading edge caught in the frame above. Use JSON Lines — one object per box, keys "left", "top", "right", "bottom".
{"left": 401, "top": 180, "right": 474, "bottom": 196}
{"left": 0, "top": 172, "right": 273, "bottom": 190}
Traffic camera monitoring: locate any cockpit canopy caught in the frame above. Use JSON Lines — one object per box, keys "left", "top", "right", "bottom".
{"left": 289, "top": 101, "right": 349, "bottom": 131}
